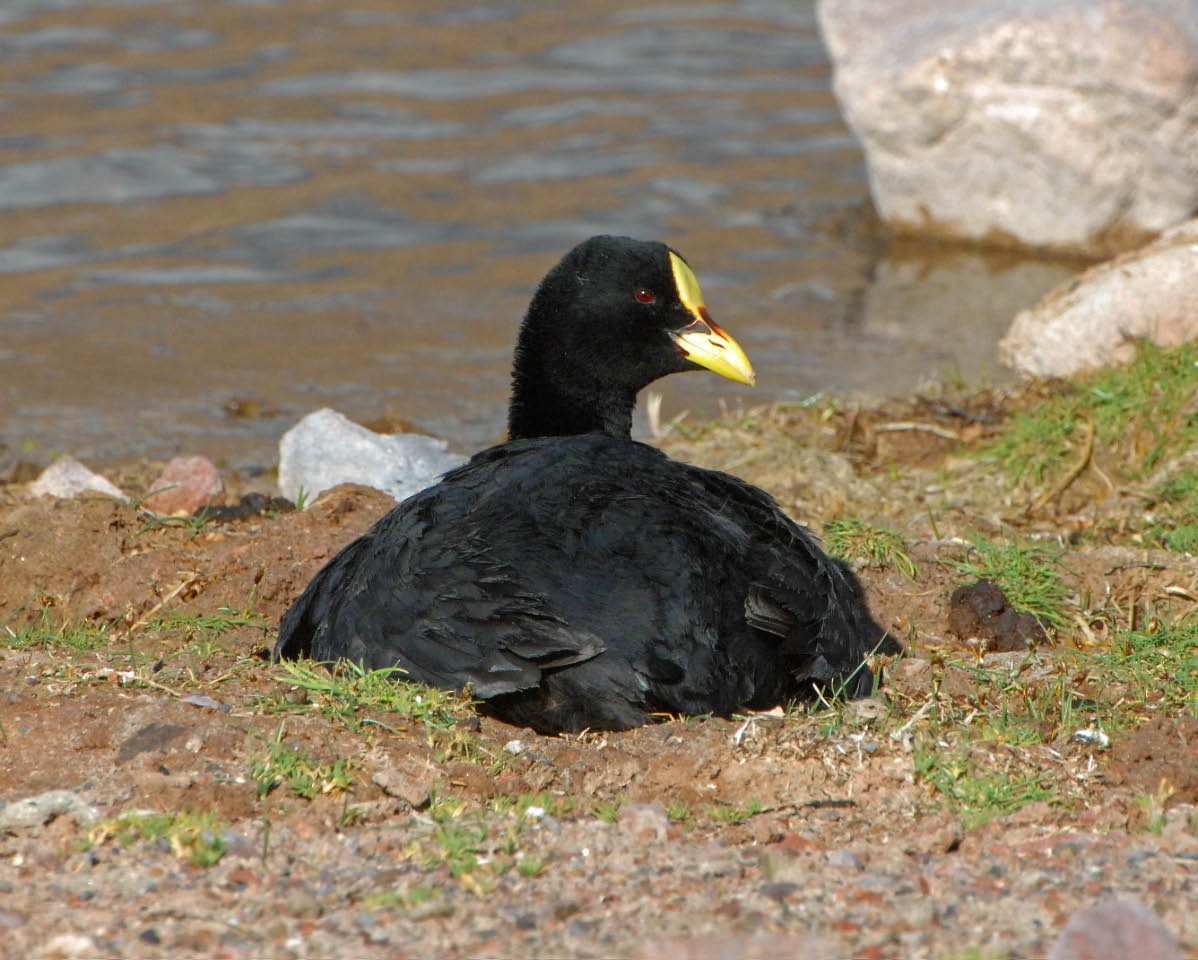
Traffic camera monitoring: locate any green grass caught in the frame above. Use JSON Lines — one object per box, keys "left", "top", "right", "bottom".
{"left": 988, "top": 341, "right": 1198, "bottom": 487}
{"left": 150, "top": 607, "right": 270, "bottom": 657}
{"left": 489, "top": 792, "right": 576, "bottom": 822}
{"left": 251, "top": 733, "right": 356, "bottom": 799}
{"left": 397, "top": 790, "right": 560, "bottom": 893}
{"left": 914, "top": 745, "right": 1055, "bottom": 829}
{"left": 943, "top": 536, "right": 1072, "bottom": 631}
{"left": 516, "top": 854, "right": 548, "bottom": 877}
{"left": 1150, "top": 467, "right": 1198, "bottom": 552}
{"left": 1091, "top": 619, "right": 1198, "bottom": 719}
{"left": 665, "top": 800, "right": 692, "bottom": 824}
{"left": 706, "top": 798, "right": 764, "bottom": 824}
{"left": 136, "top": 505, "right": 213, "bottom": 536}
{"left": 1, "top": 611, "right": 111, "bottom": 651}
{"left": 89, "top": 810, "right": 228, "bottom": 867}
{"left": 362, "top": 884, "right": 440, "bottom": 911}
{"left": 825, "top": 517, "right": 918, "bottom": 579}
{"left": 260, "top": 659, "right": 475, "bottom": 735}
{"left": 591, "top": 798, "right": 623, "bottom": 823}
{"left": 894, "top": 616, "right": 1198, "bottom": 827}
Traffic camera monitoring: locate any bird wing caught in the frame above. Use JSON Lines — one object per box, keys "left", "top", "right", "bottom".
{"left": 274, "top": 456, "right": 608, "bottom": 699}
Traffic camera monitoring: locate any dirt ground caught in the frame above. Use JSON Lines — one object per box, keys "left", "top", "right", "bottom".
{"left": 1, "top": 392, "right": 1197, "bottom": 959}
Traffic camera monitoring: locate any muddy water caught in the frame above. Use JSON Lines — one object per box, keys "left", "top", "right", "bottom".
{"left": 0, "top": 0, "right": 1083, "bottom": 471}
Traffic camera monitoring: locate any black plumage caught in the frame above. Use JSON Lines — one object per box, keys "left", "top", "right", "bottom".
{"left": 275, "top": 235, "right": 887, "bottom": 733}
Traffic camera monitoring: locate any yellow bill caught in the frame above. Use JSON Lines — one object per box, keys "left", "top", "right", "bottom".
{"left": 668, "top": 251, "right": 757, "bottom": 387}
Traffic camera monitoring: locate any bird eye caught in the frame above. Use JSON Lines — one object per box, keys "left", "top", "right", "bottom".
{"left": 635, "top": 288, "right": 656, "bottom": 304}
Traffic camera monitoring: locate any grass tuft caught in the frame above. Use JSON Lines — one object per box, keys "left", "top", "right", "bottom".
{"left": 2, "top": 611, "right": 111, "bottom": 651}
{"left": 251, "top": 730, "right": 356, "bottom": 799}
{"left": 89, "top": 810, "right": 228, "bottom": 867}
{"left": 261, "top": 659, "right": 475, "bottom": 735}
{"left": 825, "top": 517, "right": 918, "bottom": 580}
{"left": 988, "top": 341, "right": 1198, "bottom": 488}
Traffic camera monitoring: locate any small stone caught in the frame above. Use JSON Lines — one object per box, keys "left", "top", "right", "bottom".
{"left": 0, "top": 907, "right": 25, "bottom": 928}
{"left": 116, "top": 721, "right": 188, "bottom": 764}
{"left": 884, "top": 657, "right": 934, "bottom": 699}
{"left": 842, "top": 697, "right": 886, "bottom": 727}
{"left": 1049, "top": 899, "right": 1182, "bottom": 960}
{"left": 616, "top": 802, "right": 670, "bottom": 841}
{"left": 38, "top": 933, "right": 98, "bottom": 959}
{"left": 826, "top": 848, "right": 864, "bottom": 870}
{"left": 902, "top": 813, "right": 963, "bottom": 856}
{"left": 1072, "top": 727, "right": 1111, "bottom": 749}
{"left": 29, "top": 456, "right": 123, "bottom": 500}
{"left": 142, "top": 455, "right": 224, "bottom": 516}
{"left": 551, "top": 899, "right": 582, "bottom": 921}
{"left": 503, "top": 739, "right": 526, "bottom": 755}
{"left": 371, "top": 767, "right": 431, "bottom": 808}
{"left": 636, "top": 931, "right": 833, "bottom": 960}
{"left": 759, "top": 846, "right": 810, "bottom": 885}
{"left": 758, "top": 881, "right": 800, "bottom": 903}
{"left": 182, "top": 694, "right": 231, "bottom": 713}
{"left": 280, "top": 885, "right": 322, "bottom": 919}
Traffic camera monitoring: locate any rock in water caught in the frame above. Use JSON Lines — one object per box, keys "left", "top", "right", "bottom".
{"left": 28, "top": 456, "right": 123, "bottom": 499}
{"left": 818, "top": 0, "right": 1198, "bottom": 254}
{"left": 999, "top": 217, "right": 1198, "bottom": 377}
{"left": 277, "top": 408, "right": 466, "bottom": 505}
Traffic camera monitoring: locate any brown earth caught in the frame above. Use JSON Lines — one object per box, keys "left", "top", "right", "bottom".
{"left": 1, "top": 395, "right": 1197, "bottom": 959}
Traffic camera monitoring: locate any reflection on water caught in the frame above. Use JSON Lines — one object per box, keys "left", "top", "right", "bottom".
{"left": 0, "top": 0, "right": 1083, "bottom": 470}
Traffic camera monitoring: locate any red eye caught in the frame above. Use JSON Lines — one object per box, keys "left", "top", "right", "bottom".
{"left": 635, "top": 288, "right": 656, "bottom": 304}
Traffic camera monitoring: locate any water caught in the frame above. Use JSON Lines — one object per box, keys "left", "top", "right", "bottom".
{"left": 0, "top": 0, "right": 1083, "bottom": 471}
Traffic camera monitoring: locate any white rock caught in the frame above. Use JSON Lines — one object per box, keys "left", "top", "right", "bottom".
{"left": 0, "top": 789, "right": 99, "bottom": 830}
{"left": 999, "top": 218, "right": 1198, "bottom": 377}
{"left": 278, "top": 408, "right": 466, "bottom": 505}
{"left": 37, "top": 934, "right": 100, "bottom": 960}
{"left": 819, "top": 0, "right": 1198, "bottom": 254}
{"left": 28, "top": 455, "right": 123, "bottom": 499}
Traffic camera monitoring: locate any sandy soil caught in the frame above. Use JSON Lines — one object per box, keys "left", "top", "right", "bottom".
{"left": 1, "top": 395, "right": 1196, "bottom": 959}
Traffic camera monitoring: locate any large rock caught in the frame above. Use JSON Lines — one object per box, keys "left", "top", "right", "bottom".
{"left": 277, "top": 408, "right": 466, "bottom": 505}
{"left": 998, "top": 217, "right": 1198, "bottom": 377}
{"left": 819, "top": 0, "right": 1198, "bottom": 255}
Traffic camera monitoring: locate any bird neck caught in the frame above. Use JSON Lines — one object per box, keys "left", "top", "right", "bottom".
{"left": 507, "top": 356, "right": 636, "bottom": 441}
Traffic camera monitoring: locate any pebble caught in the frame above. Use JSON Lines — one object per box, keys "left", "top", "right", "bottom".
{"left": 371, "top": 768, "right": 432, "bottom": 808}
{"left": 617, "top": 803, "right": 670, "bottom": 841}
{"left": 827, "top": 849, "right": 865, "bottom": 871}
{"left": 28, "top": 456, "right": 123, "bottom": 500}
{"left": 1049, "top": 898, "right": 1182, "bottom": 960}
{"left": 141, "top": 455, "right": 224, "bottom": 515}
{"left": 0, "top": 907, "right": 25, "bottom": 928}
{"left": 636, "top": 931, "right": 833, "bottom": 960}
{"left": 37, "top": 933, "right": 99, "bottom": 959}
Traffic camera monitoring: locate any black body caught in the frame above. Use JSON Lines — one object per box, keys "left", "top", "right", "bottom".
{"left": 275, "top": 236, "right": 887, "bottom": 733}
